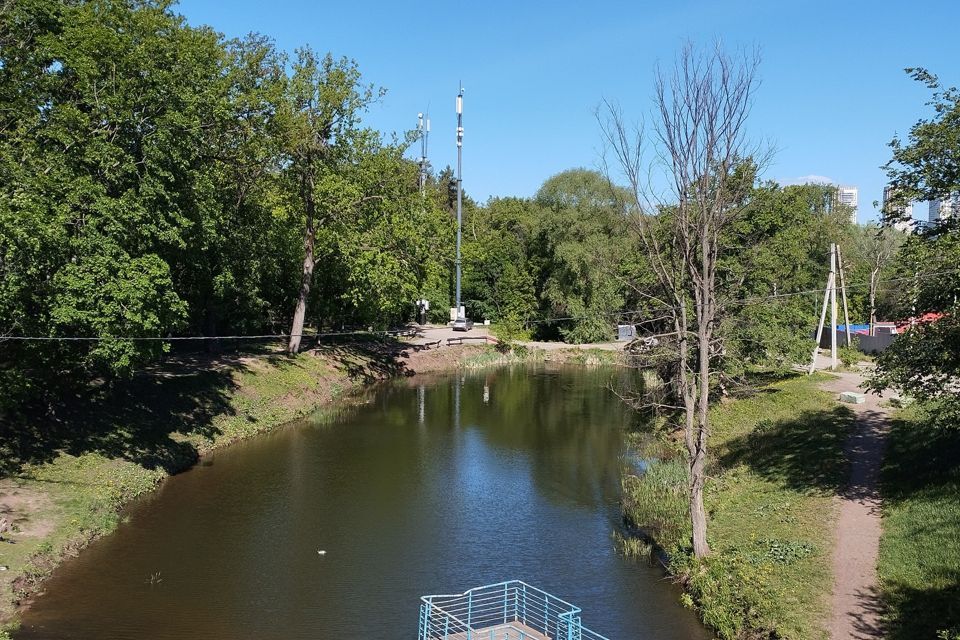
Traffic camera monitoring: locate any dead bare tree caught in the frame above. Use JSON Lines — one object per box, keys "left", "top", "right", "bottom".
{"left": 600, "top": 43, "right": 763, "bottom": 558}
{"left": 854, "top": 223, "right": 904, "bottom": 335}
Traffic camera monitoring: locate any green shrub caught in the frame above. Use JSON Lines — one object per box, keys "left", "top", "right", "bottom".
{"left": 672, "top": 551, "right": 780, "bottom": 640}
{"left": 838, "top": 338, "right": 861, "bottom": 367}
{"left": 622, "top": 459, "right": 689, "bottom": 550}
{"left": 612, "top": 530, "right": 653, "bottom": 561}
{"left": 491, "top": 313, "right": 531, "bottom": 346}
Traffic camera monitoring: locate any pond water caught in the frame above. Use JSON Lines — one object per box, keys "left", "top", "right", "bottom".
{"left": 16, "top": 366, "right": 709, "bottom": 640}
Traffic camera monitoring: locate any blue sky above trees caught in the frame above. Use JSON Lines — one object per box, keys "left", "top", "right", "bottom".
{"left": 178, "top": 0, "right": 959, "bottom": 223}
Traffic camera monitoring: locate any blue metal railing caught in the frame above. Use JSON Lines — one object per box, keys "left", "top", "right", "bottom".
{"left": 419, "top": 580, "right": 611, "bottom": 640}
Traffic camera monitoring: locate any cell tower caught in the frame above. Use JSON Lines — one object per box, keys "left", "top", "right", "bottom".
{"left": 453, "top": 84, "right": 467, "bottom": 329}
{"left": 417, "top": 112, "right": 430, "bottom": 195}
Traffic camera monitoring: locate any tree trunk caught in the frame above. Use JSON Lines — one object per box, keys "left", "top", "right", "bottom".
{"left": 691, "top": 339, "right": 711, "bottom": 557}
{"left": 869, "top": 267, "right": 879, "bottom": 336}
{"left": 689, "top": 441, "right": 709, "bottom": 556}
{"left": 288, "top": 169, "right": 316, "bottom": 354}
{"left": 690, "top": 239, "right": 713, "bottom": 558}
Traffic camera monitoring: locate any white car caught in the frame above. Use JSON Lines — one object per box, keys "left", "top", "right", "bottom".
{"left": 452, "top": 318, "right": 473, "bottom": 332}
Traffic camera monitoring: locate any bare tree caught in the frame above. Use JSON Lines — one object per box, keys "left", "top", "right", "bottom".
{"left": 600, "top": 43, "right": 763, "bottom": 558}
{"left": 854, "top": 223, "right": 904, "bottom": 335}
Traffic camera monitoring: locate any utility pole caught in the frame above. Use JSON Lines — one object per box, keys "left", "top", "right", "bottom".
{"left": 830, "top": 242, "right": 838, "bottom": 370}
{"left": 809, "top": 242, "right": 839, "bottom": 373}
{"left": 837, "top": 245, "right": 852, "bottom": 347}
{"left": 911, "top": 270, "right": 919, "bottom": 327}
{"left": 453, "top": 84, "right": 466, "bottom": 328}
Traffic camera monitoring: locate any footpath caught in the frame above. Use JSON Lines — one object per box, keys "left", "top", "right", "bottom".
{"left": 816, "top": 362, "right": 890, "bottom": 640}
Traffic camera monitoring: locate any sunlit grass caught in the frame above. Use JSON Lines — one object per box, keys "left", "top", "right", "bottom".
{"left": 878, "top": 404, "right": 960, "bottom": 639}
{"left": 623, "top": 373, "right": 854, "bottom": 640}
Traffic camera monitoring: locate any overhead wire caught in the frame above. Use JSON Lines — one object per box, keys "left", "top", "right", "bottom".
{"left": 1, "top": 268, "right": 957, "bottom": 341}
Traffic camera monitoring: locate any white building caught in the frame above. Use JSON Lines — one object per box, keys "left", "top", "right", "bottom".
{"left": 883, "top": 185, "right": 916, "bottom": 232}
{"left": 835, "top": 186, "right": 858, "bottom": 223}
{"left": 929, "top": 194, "right": 959, "bottom": 223}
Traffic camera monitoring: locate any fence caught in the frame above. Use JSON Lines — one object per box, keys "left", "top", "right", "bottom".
{"left": 816, "top": 330, "right": 897, "bottom": 354}
{"left": 419, "top": 581, "right": 610, "bottom": 640}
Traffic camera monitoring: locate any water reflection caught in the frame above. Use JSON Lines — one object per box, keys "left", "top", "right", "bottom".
{"left": 16, "top": 366, "right": 709, "bottom": 640}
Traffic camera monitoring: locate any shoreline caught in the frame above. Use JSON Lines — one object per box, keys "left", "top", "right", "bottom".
{"left": 621, "top": 372, "right": 856, "bottom": 640}
{"left": 0, "top": 340, "right": 613, "bottom": 631}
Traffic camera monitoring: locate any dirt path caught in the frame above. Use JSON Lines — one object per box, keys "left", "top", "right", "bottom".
{"left": 818, "top": 368, "right": 889, "bottom": 639}
{"left": 407, "top": 324, "right": 625, "bottom": 351}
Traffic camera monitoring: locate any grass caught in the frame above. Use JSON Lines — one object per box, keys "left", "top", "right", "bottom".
{"left": 0, "top": 339, "right": 406, "bottom": 627}
{"left": 878, "top": 404, "right": 960, "bottom": 640}
{"left": 563, "top": 348, "right": 621, "bottom": 366}
{"left": 623, "top": 372, "right": 855, "bottom": 640}
{"left": 459, "top": 344, "right": 547, "bottom": 368}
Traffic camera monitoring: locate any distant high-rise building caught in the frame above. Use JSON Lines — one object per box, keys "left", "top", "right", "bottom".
{"left": 929, "top": 194, "right": 959, "bottom": 223}
{"left": 835, "top": 186, "right": 858, "bottom": 223}
{"left": 883, "top": 185, "right": 916, "bottom": 232}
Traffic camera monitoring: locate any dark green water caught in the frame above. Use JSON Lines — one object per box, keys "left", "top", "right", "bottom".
{"left": 16, "top": 366, "right": 709, "bottom": 640}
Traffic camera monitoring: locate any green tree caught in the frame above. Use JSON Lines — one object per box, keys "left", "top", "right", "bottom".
{"left": 317, "top": 142, "right": 454, "bottom": 328}
{"left": 534, "top": 169, "right": 633, "bottom": 343}
{"left": 720, "top": 181, "right": 857, "bottom": 372}
{"left": 461, "top": 197, "right": 538, "bottom": 327}
{"left": 844, "top": 222, "right": 905, "bottom": 332}
{"left": 281, "top": 48, "right": 382, "bottom": 353}
{"left": 883, "top": 68, "right": 960, "bottom": 217}
{"left": 868, "top": 67, "right": 960, "bottom": 426}
{"left": 0, "top": 0, "right": 229, "bottom": 385}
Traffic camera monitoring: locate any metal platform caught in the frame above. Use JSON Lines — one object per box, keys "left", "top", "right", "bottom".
{"left": 419, "top": 580, "right": 610, "bottom": 640}
{"left": 442, "top": 622, "right": 549, "bottom": 640}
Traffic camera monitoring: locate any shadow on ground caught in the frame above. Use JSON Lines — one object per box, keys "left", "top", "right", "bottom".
{"left": 0, "top": 336, "right": 416, "bottom": 478}
{"left": 879, "top": 411, "right": 960, "bottom": 639}
{"left": 718, "top": 405, "right": 855, "bottom": 496}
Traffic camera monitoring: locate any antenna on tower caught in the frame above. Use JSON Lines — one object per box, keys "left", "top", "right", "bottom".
{"left": 417, "top": 111, "right": 430, "bottom": 195}
{"left": 453, "top": 83, "right": 468, "bottom": 330}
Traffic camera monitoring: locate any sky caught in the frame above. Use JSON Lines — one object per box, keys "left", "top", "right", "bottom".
{"left": 176, "top": 0, "right": 959, "bottom": 224}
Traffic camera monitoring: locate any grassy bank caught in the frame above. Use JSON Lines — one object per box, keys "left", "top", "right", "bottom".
{"left": 878, "top": 404, "right": 960, "bottom": 639}
{"left": 623, "top": 373, "right": 855, "bottom": 639}
{"left": 0, "top": 339, "right": 410, "bottom": 629}
{"left": 460, "top": 344, "right": 620, "bottom": 369}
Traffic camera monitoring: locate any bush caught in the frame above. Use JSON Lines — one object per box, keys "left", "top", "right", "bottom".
{"left": 492, "top": 312, "right": 531, "bottom": 352}
{"left": 838, "top": 338, "right": 861, "bottom": 367}
{"left": 622, "top": 459, "right": 689, "bottom": 550}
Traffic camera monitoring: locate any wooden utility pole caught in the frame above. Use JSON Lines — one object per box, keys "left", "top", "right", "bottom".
{"left": 837, "top": 245, "right": 852, "bottom": 347}
{"left": 809, "top": 243, "right": 839, "bottom": 373}
{"left": 830, "top": 243, "right": 838, "bottom": 370}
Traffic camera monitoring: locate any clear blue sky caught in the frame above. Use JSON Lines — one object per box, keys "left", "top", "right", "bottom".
{"left": 177, "top": 0, "right": 959, "bottom": 223}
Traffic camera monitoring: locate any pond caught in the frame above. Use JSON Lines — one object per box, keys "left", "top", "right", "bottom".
{"left": 16, "top": 366, "right": 709, "bottom": 640}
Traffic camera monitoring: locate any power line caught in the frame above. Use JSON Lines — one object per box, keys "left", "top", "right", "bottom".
{"left": 523, "top": 267, "right": 960, "bottom": 326}
{"left": 1, "top": 268, "right": 957, "bottom": 342}
{"left": 0, "top": 329, "right": 413, "bottom": 342}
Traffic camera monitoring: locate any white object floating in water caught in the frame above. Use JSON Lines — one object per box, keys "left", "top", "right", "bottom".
{"left": 0, "top": 566, "right": 7, "bottom": 571}
{"left": 317, "top": 550, "right": 327, "bottom": 555}
{"left": 839, "top": 391, "right": 866, "bottom": 405}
